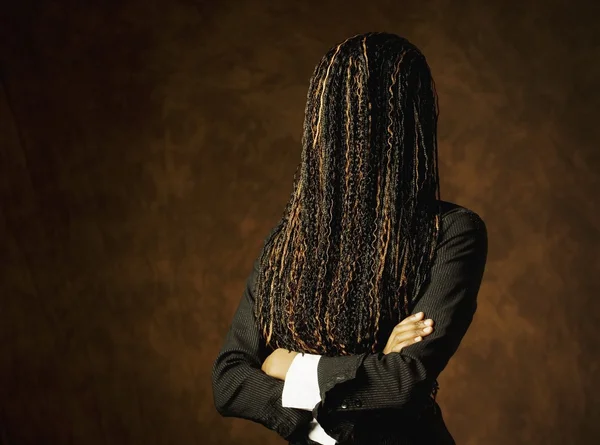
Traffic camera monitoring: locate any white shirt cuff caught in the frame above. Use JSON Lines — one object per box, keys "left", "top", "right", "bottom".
{"left": 281, "top": 352, "right": 322, "bottom": 411}
{"left": 308, "top": 418, "right": 337, "bottom": 445}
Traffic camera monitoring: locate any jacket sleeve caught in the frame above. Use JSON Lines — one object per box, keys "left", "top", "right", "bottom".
{"left": 211, "top": 250, "right": 313, "bottom": 441}
{"left": 312, "top": 209, "right": 488, "bottom": 437}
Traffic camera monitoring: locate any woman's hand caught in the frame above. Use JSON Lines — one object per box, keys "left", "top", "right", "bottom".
{"left": 261, "top": 348, "right": 299, "bottom": 380}
{"left": 383, "top": 311, "right": 435, "bottom": 355}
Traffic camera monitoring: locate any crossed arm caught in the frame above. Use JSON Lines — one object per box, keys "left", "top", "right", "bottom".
{"left": 211, "top": 209, "right": 487, "bottom": 442}
{"left": 210, "top": 250, "right": 313, "bottom": 440}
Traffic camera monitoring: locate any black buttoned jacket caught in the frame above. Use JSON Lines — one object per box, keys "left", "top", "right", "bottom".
{"left": 212, "top": 201, "right": 488, "bottom": 445}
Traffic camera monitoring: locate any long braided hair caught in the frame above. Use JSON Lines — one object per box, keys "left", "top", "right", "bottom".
{"left": 253, "top": 32, "right": 441, "bottom": 356}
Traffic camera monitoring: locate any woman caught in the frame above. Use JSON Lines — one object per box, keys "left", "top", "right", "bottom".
{"left": 212, "top": 32, "right": 487, "bottom": 445}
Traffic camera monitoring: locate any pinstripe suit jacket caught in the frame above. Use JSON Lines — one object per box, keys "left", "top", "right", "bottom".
{"left": 212, "top": 201, "right": 488, "bottom": 445}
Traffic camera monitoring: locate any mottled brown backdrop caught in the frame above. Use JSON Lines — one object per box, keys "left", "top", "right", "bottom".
{"left": 1, "top": 0, "right": 599, "bottom": 444}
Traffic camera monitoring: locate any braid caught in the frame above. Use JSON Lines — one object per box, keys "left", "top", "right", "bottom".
{"left": 254, "top": 32, "right": 442, "bottom": 356}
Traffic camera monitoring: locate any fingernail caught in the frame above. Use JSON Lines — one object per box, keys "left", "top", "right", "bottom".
{"left": 415, "top": 336, "right": 422, "bottom": 341}
{"left": 415, "top": 312, "right": 423, "bottom": 318}
{"left": 423, "top": 326, "right": 432, "bottom": 333}
{"left": 424, "top": 319, "right": 433, "bottom": 326}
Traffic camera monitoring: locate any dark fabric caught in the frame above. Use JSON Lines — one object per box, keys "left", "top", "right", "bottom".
{"left": 212, "top": 200, "right": 488, "bottom": 444}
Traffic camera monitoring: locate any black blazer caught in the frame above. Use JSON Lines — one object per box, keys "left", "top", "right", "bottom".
{"left": 212, "top": 201, "right": 488, "bottom": 445}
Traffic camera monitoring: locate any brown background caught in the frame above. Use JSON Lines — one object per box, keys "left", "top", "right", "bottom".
{"left": 1, "top": 0, "right": 599, "bottom": 444}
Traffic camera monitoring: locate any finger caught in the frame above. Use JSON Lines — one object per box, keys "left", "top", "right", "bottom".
{"left": 397, "top": 314, "right": 435, "bottom": 330}
{"left": 384, "top": 317, "right": 434, "bottom": 352}
{"left": 398, "top": 312, "right": 424, "bottom": 325}
{"left": 389, "top": 326, "right": 434, "bottom": 346}
{"left": 383, "top": 330, "right": 426, "bottom": 354}
{"left": 391, "top": 318, "right": 434, "bottom": 336}
{"left": 390, "top": 337, "right": 422, "bottom": 353}
{"left": 396, "top": 319, "right": 434, "bottom": 332}
{"left": 384, "top": 325, "right": 430, "bottom": 352}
